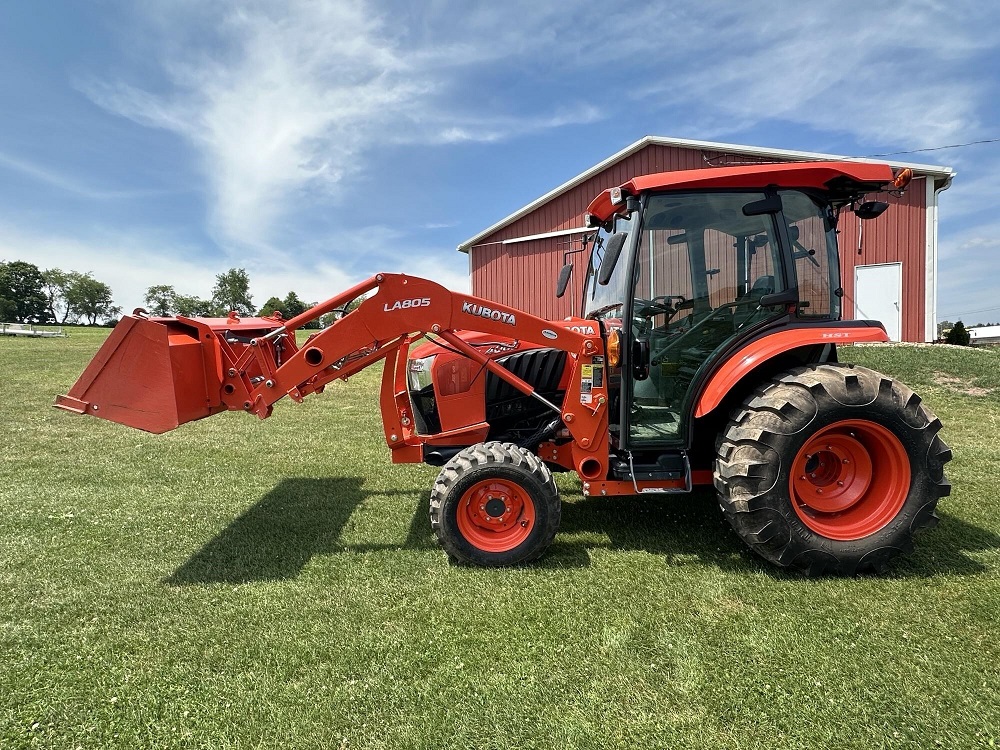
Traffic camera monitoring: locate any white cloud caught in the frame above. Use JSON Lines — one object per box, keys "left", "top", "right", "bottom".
{"left": 79, "top": 1, "right": 995, "bottom": 255}
{"left": 58, "top": 0, "right": 998, "bottom": 328}
{"left": 1, "top": 220, "right": 468, "bottom": 320}
{"left": 627, "top": 2, "right": 995, "bottom": 148}
{"left": 79, "top": 1, "right": 606, "bottom": 254}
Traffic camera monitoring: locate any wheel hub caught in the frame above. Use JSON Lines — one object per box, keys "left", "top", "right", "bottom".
{"left": 456, "top": 478, "right": 536, "bottom": 552}
{"left": 793, "top": 433, "right": 872, "bottom": 513}
{"left": 485, "top": 497, "right": 508, "bottom": 518}
{"left": 788, "top": 419, "right": 910, "bottom": 540}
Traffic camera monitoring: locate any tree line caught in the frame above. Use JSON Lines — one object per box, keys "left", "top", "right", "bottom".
{"left": 142, "top": 268, "right": 323, "bottom": 328}
{"left": 0, "top": 261, "right": 119, "bottom": 325}
{"left": 1, "top": 259, "right": 331, "bottom": 328}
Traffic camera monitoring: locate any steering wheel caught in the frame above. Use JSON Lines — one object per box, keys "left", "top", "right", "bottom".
{"left": 634, "top": 294, "right": 687, "bottom": 319}
{"left": 649, "top": 301, "right": 736, "bottom": 365}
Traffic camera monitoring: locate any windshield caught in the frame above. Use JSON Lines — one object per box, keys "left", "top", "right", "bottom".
{"left": 582, "top": 211, "right": 637, "bottom": 320}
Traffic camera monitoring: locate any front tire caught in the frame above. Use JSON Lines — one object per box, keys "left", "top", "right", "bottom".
{"left": 430, "top": 442, "right": 561, "bottom": 566}
{"left": 715, "top": 363, "right": 952, "bottom": 575}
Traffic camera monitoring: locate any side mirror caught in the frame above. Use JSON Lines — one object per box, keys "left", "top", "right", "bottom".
{"left": 597, "top": 232, "right": 628, "bottom": 286}
{"left": 555, "top": 264, "right": 573, "bottom": 298}
{"left": 855, "top": 201, "right": 890, "bottom": 220}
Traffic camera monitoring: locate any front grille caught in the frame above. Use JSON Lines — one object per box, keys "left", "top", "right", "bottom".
{"left": 486, "top": 348, "right": 566, "bottom": 402}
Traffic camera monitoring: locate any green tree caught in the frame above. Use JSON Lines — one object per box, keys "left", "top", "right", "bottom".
{"left": 258, "top": 291, "right": 319, "bottom": 326}
{"left": 945, "top": 320, "right": 971, "bottom": 346}
{"left": 0, "top": 260, "right": 49, "bottom": 323}
{"left": 211, "top": 268, "right": 254, "bottom": 317}
{"left": 174, "top": 294, "right": 220, "bottom": 317}
{"left": 42, "top": 268, "right": 75, "bottom": 323}
{"left": 258, "top": 296, "right": 286, "bottom": 318}
{"left": 282, "top": 291, "right": 309, "bottom": 319}
{"left": 66, "top": 274, "right": 121, "bottom": 325}
{"left": 144, "top": 285, "right": 177, "bottom": 316}
{"left": 936, "top": 320, "right": 953, "bottom": 339}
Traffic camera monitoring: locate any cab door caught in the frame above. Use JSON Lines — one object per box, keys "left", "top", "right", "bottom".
{"left": 624, "top": 191, "right": 786, "bottom": 447}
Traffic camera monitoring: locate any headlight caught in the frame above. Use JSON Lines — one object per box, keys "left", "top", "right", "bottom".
{"left": 407, "top": 355, "right": 436, "bottom": 391}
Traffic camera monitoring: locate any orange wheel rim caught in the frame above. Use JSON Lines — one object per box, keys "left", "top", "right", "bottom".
{"left": 789, "top": 419, "right": 910, "bottom": 540}
{"left": 456, "top": 479, "right": 536, "bottom": 553}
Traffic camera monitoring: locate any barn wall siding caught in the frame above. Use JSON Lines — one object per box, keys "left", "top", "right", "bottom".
{"left": 468, "top": 145, "right": 931, "bottom": 340}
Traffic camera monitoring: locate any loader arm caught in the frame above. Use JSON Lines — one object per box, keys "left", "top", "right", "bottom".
{"left": 56, "top": 273, "right": 612, "bottom": 478}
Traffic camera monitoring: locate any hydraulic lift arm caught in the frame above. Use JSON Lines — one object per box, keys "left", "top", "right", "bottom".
{"left": 55, "top": 273, "right": 611, "bottom": 474}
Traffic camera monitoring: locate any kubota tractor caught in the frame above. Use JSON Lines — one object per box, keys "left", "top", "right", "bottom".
{"left": 56, "top": 161, "right": 951, "bottom": 575}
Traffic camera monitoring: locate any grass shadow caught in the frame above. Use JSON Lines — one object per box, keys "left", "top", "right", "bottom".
{"left": 166, "top": 477, "right": 429, "bottom": 585}
{"left": 553, "top": 489, "right": 1000, "bottom": 577}
{"left": 890, "top": 511, "right": 1000, "bottom": 578}
{"left": 550, "top": 488, "right": 754, "bottom": 571}
{"left": 168, "top": 476, "right": 999, "bottom": 583}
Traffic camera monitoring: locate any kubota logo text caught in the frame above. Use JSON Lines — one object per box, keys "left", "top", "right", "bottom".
{"left": 462, "top": 301, "right": 517, "bottom": 326}
{"left": 384, "top": 297, "right": 431, "bottom": 312}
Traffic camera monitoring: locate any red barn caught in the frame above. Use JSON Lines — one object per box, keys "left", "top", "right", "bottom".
{"left": 459, "top": 136, "right": 953, "bottom": 342}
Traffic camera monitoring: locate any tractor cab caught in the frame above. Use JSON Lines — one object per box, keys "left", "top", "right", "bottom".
{"left": 580, "top": 166, "right": 875, "bottom": 455}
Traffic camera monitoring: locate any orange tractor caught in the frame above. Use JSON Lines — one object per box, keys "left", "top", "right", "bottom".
{"left": 57, "top": 161, "right": 951, "bottom": 574}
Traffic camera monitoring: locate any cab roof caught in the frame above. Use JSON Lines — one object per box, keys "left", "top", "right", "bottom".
{"left": 586, "top": 161, "right": 895, "bottom": 222}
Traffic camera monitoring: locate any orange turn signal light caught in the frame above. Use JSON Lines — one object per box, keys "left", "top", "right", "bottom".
{"left": 607, "top": 329, "right": 621, "bottom": 368}
{"left": 892, "top": 167, "right": 913, "bottom": 189}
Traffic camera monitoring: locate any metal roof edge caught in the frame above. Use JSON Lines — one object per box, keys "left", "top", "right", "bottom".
{"left": 456, "top": 135, "right": 954, "bottom": 253}
{"left": 457, "top": 136, "right": 653, "bottom": 253}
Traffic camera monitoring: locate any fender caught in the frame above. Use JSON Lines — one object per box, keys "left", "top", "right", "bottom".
{"left": 693, "top": 325, "right": 890, "bottom": 418}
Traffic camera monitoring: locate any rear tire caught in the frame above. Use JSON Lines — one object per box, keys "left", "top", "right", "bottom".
{"left": 715, "top": 363, "right": 952, "bottom": 575}
{"left": 430, "top": 442, "right": 561, "bottom": 566}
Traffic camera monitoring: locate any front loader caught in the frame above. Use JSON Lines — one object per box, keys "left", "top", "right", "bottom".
{"left": 57, "top": 161, "right": 952, "bottom": 575}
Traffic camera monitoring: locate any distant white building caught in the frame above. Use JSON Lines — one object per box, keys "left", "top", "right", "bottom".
{"left": 969, "top": 325, "right": 1000, "bottom": 345}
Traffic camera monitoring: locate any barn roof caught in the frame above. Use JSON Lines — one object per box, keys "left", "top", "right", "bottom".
{"left": 457, "top": 135, "right": 955, "bottom": 253}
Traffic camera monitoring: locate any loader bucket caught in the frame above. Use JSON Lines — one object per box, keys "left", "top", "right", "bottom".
{"left": 55, "top": 315, "right": 225, "bottom": 434}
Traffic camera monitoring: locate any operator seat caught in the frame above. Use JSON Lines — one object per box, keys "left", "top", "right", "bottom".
{"left": 733, "top": 274, "right": 775, "bottom": 327}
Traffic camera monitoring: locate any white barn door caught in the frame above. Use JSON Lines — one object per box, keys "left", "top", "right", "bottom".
{"left": 855, "top": 263, "right": 902, "bottom": 342}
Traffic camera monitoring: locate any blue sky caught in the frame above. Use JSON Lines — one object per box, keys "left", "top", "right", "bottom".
{"left": 1, "top": 1, "right": 998, "bottom": 325}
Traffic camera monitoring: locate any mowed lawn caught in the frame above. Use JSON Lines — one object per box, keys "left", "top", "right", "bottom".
{"left": 2, "top": 327, "right": 999, "bottom": 749}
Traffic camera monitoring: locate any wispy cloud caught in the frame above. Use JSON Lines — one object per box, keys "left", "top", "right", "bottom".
{"left": 78, "top": 1, "right": 604, "bottom": 253}
{"left": 0, "top": 150, "right": 178, "bottom": 200}
{"left": 626, "top": 2, "right": 996, "bottom": 148}
{"left": 60, "top": 0, "right": 998, "bottom": 322}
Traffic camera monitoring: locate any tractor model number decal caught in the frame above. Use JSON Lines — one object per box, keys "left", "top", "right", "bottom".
{"left": 384, "top": 297, "right": 431, "bottom": 312}
{"left": 480, "top": 340, "right": 519, "bottom": 356}
{"left": 820, "top": 332, "right": 853, "bottom": 339}
{"left": 461, "top": 302, "right": 517, "bottom": 326}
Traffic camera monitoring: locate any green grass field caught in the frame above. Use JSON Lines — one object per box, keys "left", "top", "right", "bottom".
{"left": 2, "top": 329, "right": 999, "bottom": 749}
